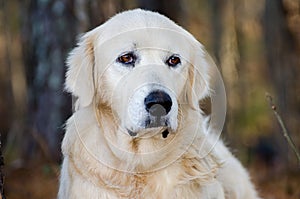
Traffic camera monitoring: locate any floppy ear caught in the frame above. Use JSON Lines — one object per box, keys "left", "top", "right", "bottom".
{"left": 187, "top": 43, "right": 226, "bottom": 135}
{"left": 65, "top": 29, "right": 97, "bottom": 108}
{"left": 187, "top": 43, "right": 212, "bottom": 111}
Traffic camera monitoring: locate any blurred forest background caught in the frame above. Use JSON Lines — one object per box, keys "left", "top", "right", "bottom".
{"left": 0, "top": 0, "right": 299, "bottom": 198}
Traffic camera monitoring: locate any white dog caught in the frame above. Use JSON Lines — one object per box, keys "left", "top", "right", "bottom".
{"left": 58, "top": 9, "right": 261, "bottom": 199}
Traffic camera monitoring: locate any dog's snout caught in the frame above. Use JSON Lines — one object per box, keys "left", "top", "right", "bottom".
{"left": 144, "top": 91, "right": 172, "bottom": 116}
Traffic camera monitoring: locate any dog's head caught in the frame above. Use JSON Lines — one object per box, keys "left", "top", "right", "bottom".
{"left": 66, "top": 9, "right": 212, "bottom": 134}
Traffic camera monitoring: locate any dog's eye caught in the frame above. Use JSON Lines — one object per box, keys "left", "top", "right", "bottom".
{"left": 166, "top": 55, "right": 181, "bottom": 67}
{"left": 117, "top": 52, "right": 136, "bottom": 65}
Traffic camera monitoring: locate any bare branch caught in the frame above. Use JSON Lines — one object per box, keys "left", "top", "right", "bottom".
{"left": 266, "top": 93, "right": 300, "bottom": 166}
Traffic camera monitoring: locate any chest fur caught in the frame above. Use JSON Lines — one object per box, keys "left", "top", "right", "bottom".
{"left": 68, "top": 152, "right": 222, "bottom": 199}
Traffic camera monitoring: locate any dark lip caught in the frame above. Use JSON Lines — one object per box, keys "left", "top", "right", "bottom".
{"left": 127, "top": 129, "right": 137, "bottom": 137}
{"left": 162, "top": 129, "right": 169, "bottom": 138}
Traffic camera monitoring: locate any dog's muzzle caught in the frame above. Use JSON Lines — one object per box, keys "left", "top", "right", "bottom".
{"left": 126, "top": 85, "right": 178, "bottom": 137}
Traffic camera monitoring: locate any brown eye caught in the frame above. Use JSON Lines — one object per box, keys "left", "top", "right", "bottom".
{"left": 117, "top": 52, "right": 136, "bottom": 65}
{"left": 166, "top": 55, "right": 181, "bottom": 67}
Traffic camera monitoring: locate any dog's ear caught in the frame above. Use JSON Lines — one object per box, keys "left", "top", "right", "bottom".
{"left": 187, "top": 43, "right": 226, "bottom": 134}
{"left": 187, "top": 43, "right": 226, "bottom": 113}
{"left": 187, "top": 43, "right": 212, "bottom": 111}
{"left": 65, "top": 29, "right": 98, "bottom": 108}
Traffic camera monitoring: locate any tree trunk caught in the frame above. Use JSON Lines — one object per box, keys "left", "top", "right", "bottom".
{"left": 21, "top": 0, "right": 123, "bottom": 162}
{"left": 263, "top": 0, "right": 300, "bottom": 167}
{"left": 21, "top": 0, "right": 77, "bottom": 161}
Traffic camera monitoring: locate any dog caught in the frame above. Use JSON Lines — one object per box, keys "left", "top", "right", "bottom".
{"left": 58, "top": 9, "right": 261, "bottom": 199}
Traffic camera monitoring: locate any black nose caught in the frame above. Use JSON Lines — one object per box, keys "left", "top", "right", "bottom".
{"left": 144, "top": 91, "right": 172, "bottom": 116}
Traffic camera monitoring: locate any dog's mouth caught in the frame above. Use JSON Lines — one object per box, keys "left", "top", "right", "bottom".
{"left": 127, "top": 101, "right": 175, "bottom": 138}
{"left": 127, "top": 127, "right": 170, "bottom": 139}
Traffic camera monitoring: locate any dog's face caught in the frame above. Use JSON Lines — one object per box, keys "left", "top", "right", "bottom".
{"left": 66, "top": 9, "right": 213, "bottom": 141}
{"left": 101, "top": 28, "right": 195, "bottom": 137}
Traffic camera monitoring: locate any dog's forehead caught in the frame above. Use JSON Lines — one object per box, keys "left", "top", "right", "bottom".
{"left": 95, "top": 28, "right": 193, "bottom": 62}
{"left": 96, "top": 9, "right": 195, "bottom": 49}
{"left": 93, "top": 9, "right": 200, "bottom": 68}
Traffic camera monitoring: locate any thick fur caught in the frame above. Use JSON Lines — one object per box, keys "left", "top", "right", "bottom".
{"left": 59, "top": 9, "right": 261, "bottom": 199}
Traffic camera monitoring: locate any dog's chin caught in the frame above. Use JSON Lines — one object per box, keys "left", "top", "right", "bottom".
{"left": 127, "top": 126, "right": 171, "bottom": 139}
{"left": 126, "top": 115, "right": 178, "bottom": 138}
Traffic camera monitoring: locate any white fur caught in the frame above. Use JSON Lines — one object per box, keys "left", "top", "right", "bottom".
{"left": 59, "top": 9, "right": 261, "bottom": 199}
